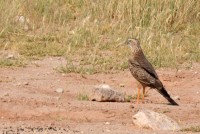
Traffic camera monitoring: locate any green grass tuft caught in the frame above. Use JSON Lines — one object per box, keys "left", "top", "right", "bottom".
{"left": 77, "top": 93, "right": 89, "bottom": 101}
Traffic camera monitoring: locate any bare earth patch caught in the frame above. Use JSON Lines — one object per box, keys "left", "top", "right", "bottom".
{"left": 0, "top": 57, "right": 200, "bottom": 133}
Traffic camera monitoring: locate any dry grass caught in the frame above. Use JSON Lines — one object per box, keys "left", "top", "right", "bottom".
{"left": 0, "top": 58, "right": 26, "bottom": 67}
{"left": 0, "top": 0, "right": 199, "bottom": 73}
{"left": 182, "top": 126, "right": 200, "bottom": 132}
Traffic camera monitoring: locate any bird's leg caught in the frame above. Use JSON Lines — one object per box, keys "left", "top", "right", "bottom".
{"left": 136, "top": 84, "right": 141, "bottom": 105}
{"left": 142, "top": 86, "right": 145, "bottom": 103}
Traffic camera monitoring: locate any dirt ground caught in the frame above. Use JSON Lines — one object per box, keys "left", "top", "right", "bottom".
{"left": 0, "top": 57, "right": 200, "bottom": 134}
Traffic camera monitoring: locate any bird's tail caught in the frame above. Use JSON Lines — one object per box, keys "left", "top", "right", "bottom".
{"left": 157, "top": 87, "right": 179, "bottom": 106}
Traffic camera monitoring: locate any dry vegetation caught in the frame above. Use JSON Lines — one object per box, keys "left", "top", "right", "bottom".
{"left": 0, "top": 0, "right": 199, "bottom": 73}
{"left": 182, "top": 126, "right": 200, "bottom": 132}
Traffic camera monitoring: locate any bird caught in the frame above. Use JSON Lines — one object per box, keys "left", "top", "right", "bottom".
{"left": 126, "top": 38, "right": 178, "bottom": 106}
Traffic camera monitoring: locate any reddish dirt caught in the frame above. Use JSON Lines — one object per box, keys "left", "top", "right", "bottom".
{"left": 0, "top": 57, "right": 200, "bottom": 133}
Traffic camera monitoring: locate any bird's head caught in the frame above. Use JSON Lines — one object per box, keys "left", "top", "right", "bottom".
{"left": 125, "top": 38, "right": 141, "bottom": 53}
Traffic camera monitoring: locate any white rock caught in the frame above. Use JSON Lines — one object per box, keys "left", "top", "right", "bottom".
{"left": 90, "top": 84, "right": 125, "bottom": 102}
{"left": 56, "top": 88, "right": 64, "bottom": 93}
{"left": 132, "top": 109, "right": 181, "bottom": 131}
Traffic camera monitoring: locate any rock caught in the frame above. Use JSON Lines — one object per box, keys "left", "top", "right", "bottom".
{"left": 56, "top": 88, "right": 64, "bottom": 93}
{"left": 132, "top": 109, "right": 181, "bottom": 131}
{"left": 89, "top": 84, "right": 125, "bottom": 102}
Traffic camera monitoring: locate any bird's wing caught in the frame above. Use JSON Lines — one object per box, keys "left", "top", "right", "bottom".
{"left": 129, "top": 59, "right": 178, "bottom": 105}
{"left": 128, "top": 59, "right": 160, "bottom": 88}
{"left": 136, "top": 55, "right": 159, "bottom": 79}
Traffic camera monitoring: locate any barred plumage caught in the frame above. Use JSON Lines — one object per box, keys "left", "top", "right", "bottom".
{"left": 126, "top": 38, "right": 178, "bottom": 105}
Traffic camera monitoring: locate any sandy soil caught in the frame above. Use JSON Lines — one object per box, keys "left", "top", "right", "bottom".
{"left": 0, "top": 57, "right": 200, "bottom": 134}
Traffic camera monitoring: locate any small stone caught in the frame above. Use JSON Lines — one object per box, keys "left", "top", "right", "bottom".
{"left": 106, "top": 129, "right": 111, "bottom": 132}
{"left": 16, "top": 82, "right": 21, "bottom": 86}
{"left": 6, "top": 54, "right": 14, "bottom": 59}
{"left": 56, "top": 88, "right": 64, "bottom": 93}
{"left": 173, "top": 96, "right": 180, "bottom": 100}
{"left": 3, "top": 93, "right": 9, "bottom": 97}
{"left": 105, "top": 122, "right": 110, "bottom": 125}
{"left": 119, "top": 84, "right": 125, "bottom": 87}
{"left": 197, "top": 92, "right": 199, "bottom": 94}
{"left": 24, "top": 82, "right": 29, "bottom": 85}
{"left": 132, "top": 109, "right": 181, "bottom": 130}
{"left": 56, "top": 97, "right": 60, "bottom": 100}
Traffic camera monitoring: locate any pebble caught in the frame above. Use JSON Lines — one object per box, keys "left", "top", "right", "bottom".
{"left": 106, "top": 129, "right": 111, "bottom": 132}
{"left": 3, "top": 93, "right": 9, "bottom": 97}
{"left": 16, "top": 82, "right": 21, "bottom": 86}
{"left": 24, "top": 82, "right": 29, "bottom": 85}
{"left": 6, "top": 54, "right": 14, "bottom": 59}
{"left": 119, "top": 84, "right": 125, "bottom": 87}
{"left": 56, "top": 97, "right": 60, "bottom": 100}
{"left": 105, "top": 122, "right": 110, "bottom": 125}
{"left": 56, "top": 88, "right": 64, "bottom": 93}
{"left": 173, "top": 96, "right": 180, "bottom": 100}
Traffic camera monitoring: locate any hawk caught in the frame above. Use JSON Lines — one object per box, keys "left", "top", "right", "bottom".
{"left": 126, "top": 38, "right": 178, "bottom": 105}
